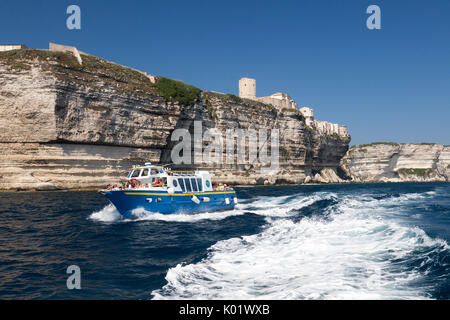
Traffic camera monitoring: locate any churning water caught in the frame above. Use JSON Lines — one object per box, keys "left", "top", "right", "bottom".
{"left": 0, "top": 183, "right": 449, "bottom": 299}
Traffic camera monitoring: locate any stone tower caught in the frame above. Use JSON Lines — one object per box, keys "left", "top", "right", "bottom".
{"left": 239, "top": 77, "right": 256, "bottom": 100}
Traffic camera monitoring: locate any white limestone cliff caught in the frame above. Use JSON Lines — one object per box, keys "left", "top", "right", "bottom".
{"left": 0, "top": 49, "right": 350, "bottom": 190}
{"left": 341, "top": 143, "right": 450, "bottom": 183}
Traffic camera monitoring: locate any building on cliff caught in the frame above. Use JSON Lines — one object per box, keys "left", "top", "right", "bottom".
{"left": 299, "top": 106, "right": 349, "bottom": 138}
{"left": 238, "top": 77, "right": 348, "bottom": 138}
{"left": 238, "top": 77, "right": 298, "bottom": 110}
{"left": 0, "top": 44, "right": 27, "bottom": 52}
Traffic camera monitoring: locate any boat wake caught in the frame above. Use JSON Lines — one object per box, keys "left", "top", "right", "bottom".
{"left": 152, "top": 189, "right": 449, "bottom": 299}
{"left": 89, "top": 203, "right": 247, "bottom": 223}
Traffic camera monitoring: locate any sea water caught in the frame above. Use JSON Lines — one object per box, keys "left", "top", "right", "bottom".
{"left": 0, "top": 182, "right": 449, "bottom": 299}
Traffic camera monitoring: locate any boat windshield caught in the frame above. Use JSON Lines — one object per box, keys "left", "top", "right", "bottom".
{"left": 131, "top": 169, "right": 141, "bottom": 178}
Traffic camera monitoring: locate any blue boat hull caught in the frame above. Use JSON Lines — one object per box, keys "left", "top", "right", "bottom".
{"left": 102, "top": 190, "right": 237, "bottom": 216}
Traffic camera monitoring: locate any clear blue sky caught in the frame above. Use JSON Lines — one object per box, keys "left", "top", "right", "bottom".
{"left": 1, "top": 0, "right": 449, "bottom": 145}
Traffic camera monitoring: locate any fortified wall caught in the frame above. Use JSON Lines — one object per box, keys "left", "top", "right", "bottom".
{"left": 49, "top": 42, "right": 83, "bottom": 65}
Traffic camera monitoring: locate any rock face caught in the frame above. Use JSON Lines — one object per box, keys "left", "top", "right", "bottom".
{"left": 0, "top": 49, "right": 350, "bottom": 190}
{"left": 341, "top": 143, "right": 450, "bottom": 182}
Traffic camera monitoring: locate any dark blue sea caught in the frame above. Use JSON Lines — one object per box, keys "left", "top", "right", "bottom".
{"left": 0, "top": 182, "right": 449, "bottom": 300}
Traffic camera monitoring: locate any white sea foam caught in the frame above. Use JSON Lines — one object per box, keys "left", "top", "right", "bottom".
{"left": 239, "top": 192, "right": 338, "bottom": 218}
{"left": 89, "top": 203, "right": 248, "bottom": 223}
{"left": 89, "top": 204, "right": 122, "bottom": 222}
{"left": 152, "top": 190, "right": 448, "bottom": 300}
{"left": 127, "top": 206, "right": 247, "bottom": 222}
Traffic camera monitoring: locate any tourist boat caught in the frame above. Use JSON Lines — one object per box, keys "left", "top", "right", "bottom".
{"left": 99, "top": 163, "right": 237, "bottom": 216}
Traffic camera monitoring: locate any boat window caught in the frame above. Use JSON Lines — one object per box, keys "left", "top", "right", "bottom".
{"left": 172, "top": 179, "right": 178, "bottom": 188}
{"left": 178, "top": 178, "right": 185, "bottom": 192}
{"left": 151, "top": 177, "right": 155, "bottom": 183}
{"left": 197, "top": 178, "right": 203, "bottom": 191}
{"left": 141, "top": 168, "right": 149, "bottom": 177}
{"left": 205, "top": 180, "right": 211, "bottom": 188}
{"left": 131, "top": 169, "right": 141, "bottom": 178}
{"left": 191, "top": 178, "right": 198, "bottom": 192}
{"left": 162, "top": 177, "right": 167, "bottom": 186}
{"left": 127, "top": 170, "right": 133, "bottom": 178}
{"left": 184, "top": 178, "right": 192, "bottom": 192}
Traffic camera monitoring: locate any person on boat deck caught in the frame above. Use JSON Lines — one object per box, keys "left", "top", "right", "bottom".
{"left": 154, "top": 178, "right": 162, "bottom": 187}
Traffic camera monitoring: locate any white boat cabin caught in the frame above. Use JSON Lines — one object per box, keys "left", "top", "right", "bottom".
{"left": 126, "top": 163, "right": 213, "bottom": 193}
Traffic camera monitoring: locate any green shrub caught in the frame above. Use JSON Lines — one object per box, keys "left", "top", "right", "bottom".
{"left": 225, "top": 94, "right": 243, "bottom": 104}
{"left": 397, "top": 168, "right": 434, "bottom": 177}
{"left": 155, "top": 77, "right": 201, "bottom": 106}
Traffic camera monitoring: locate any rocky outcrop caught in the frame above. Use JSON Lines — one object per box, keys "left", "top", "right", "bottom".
{"left": 310, "top": 168, "right": 345, "bottom": 184}
{"left": 0, "top": 49, "right": 350, "bottom": 190}
{"left": 341, "top": 143, "right": 450, "bottom": 182}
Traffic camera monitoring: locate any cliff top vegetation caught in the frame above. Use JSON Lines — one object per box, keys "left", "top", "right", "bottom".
{"left": 356, "top": 142, "right": 399, "bottom": 148}
{"left": 0, "top": 49, "right": 201, "bottom": 106}
{"left": 0, "top": 49, "right": 311, "bottom": 116}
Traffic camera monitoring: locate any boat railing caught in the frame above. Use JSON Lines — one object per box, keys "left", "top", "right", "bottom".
{"left": 168, "top": 170, "right": 197, "bottom": 176}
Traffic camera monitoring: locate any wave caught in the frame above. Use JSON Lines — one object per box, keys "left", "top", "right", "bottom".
{"left": 152, "top": 190, "right": 448, "bottom": 300}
